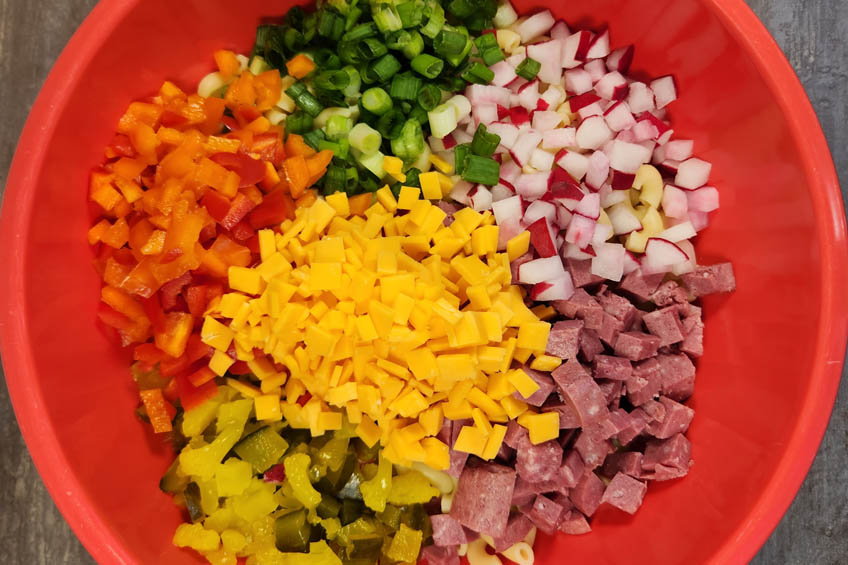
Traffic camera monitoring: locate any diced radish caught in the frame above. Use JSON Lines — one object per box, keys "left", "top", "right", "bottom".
{"left": 565, "top": 213, "right": 596, "bottom": 248}
{"left": 469, "top": 185, "right": 494, "bottom": 211}
{"left": 664, "top": 139, "right": 694, "bottom": 161}
{"left": 487, "top": 122, "right": 520, "bottom": 150}
{"left": 585, "top": 150, "right": 610, "bottom": 190}
{"left": 541, "top": 128, "right": 577, "bottom": 150}
{"left": 657, "top": 159, "right": 680, "bottom": 178}
{"left": 576, "top": 116, "right": 613, "bottom": 150}
{"left": 516, "top": 172, "right": 551, "bottom": 199}
{"left": 652, "top": 145, "right": 666, "bottom": 164}
{"left": 675, "top": 158, "right": 712, "bottom": 189}
{"left": 490, "top": 60, "right": 519, "bottom": 87}
{"left": 575, "top": 192, "right": 601, "bottom": 219}
{"left": 509, "top": 106, "right": 531, "bottom": 126}
{"left": 606, "top": 45, "right": 634, "bottom": 73}
{"left": 435, "top": 151, "right": 456, "bottom": 171}
{"left": 564, "top": 69, "right": 593, "bottom": 95}
{"left": 687, "top": 186, "right": 719, "bottom": 212}
{"left": 492, "top": 195, "right": 523, "bottom": 225}
{"left": 601, "top": 184, "right": 629, "bottom": 207}
{"left": 429, "top": 136, "right": 449, "bottom": 152}
{"left": 516, "top": 10, "right": 556, "bottom": 43}
{"left": 688, "top": 210, "right": 709, "bottom": 231}
{"left": 526, "top": 217, "right": 558, "bottom": 257}
{"left": 532, "top": 110, "right": 563, "bottom": 131}
{"left": 453, "top": 129, "right": 474, "bottom": 145}
{"left": 586, "top": 28, "right": 611, "bottom": 59}
{"left": 549, "top": 175, "right": 585, "bottom": 210}
{"left": 623, "top": 252, "right": 640, "bottom": 275}
{"left": 595, "top": 72, "right": 629, "bottom": 100}
{"left": 671, "top": 239, "right": 696, "bottom": 275}
{"left": 527, "top": 40, "right": 564, "bottom": 84}
{"left": 642, "top": 238, "right": 690, "bottom": 274}
{"left": 491, "top": 183, "right": 514, "bottom": 202}
{"left": 523, "top": 199, "right": 558, "bottom": 225}
{"left": 529, "top": 148, "right": 555, "bottom": 171}
{"left": 550, "top": 20, "right": 571, "bottom": 40}
{"left": 607, "top": 202, "right": 642, "bottom": 235}
{"left": 583, "top": 59, "right": 607, "bottom": 82}
{"left": 591, "top": 242, "right": 626, "bottom": 281}
{"left": 467, "top": 84, "right": 512, "bottom": 107}
{"left": 510, "top": 131, "right": 543, "bottom": 166}
{"left": 555, "top": 204, "right": 573, "bottom": 229}
{"left": 608, "top": 139, "right": 652, "bottom": 174}
{"left": 611, "top": 170, "right": 635, "bottom": 190}
{"left": 531, "top": 274, "right": 576, "bottom": 301}
{"left": 518, "top": 256, "right": 567, "bottom": 284}
{"left": 449, "top": 180, "right": 474, "bottom": 205}
{"left": 661, "top": 184, "right": 689, "bottom": 219}
{"left": 473, "top": 103, "right": 499, "bottom": 125}
{"left": 568, "top": 92, "right": 601, "bottom": 112}
{"left": 631, "top": 120, "right": 660, "bottom": 142}
{"left": 562, "top": 243, "right": 592, "bottom": 260}
{"left": 627, "top": 82, "right": 655, "bottom": 114}
{"left": 556, "top": 150, "right": 590, "bottom": 181}
{"left": 658, "top": 221, "right": 697, "bottom": 243}
{"left": 651, "top": 76, "right": 678, "bottom": 109}
{"left": 591, "top": 222, "right": 613, "bottom": 246}
{"left": 540, "top": 85, "right": 566, "bottom": 109}
{"left": 577, "top": 102, "right": 604, "bottom": 119}
{"left": 563, "top": 31, "right": 593, "bottom": 68}
{"left": 518, "top": 80, "right": 541, "bottom": 110}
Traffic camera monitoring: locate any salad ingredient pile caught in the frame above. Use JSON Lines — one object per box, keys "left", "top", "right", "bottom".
{"left": 86, "top": 0, "right": 736, "bottom": 564}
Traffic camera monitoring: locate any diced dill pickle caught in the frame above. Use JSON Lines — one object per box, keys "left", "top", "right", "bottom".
{"left": 340, "top": 499, "right": 365, "bottom": 526}
{"left": 353, "top": 438, "right": 380, "bottom": 463}
{"left": 234, "top": 427, "right": 290, "bottom": 473}
{"left": 337, "top": 472, "right": 362, "bottom": 501}
{"left": 283, "top": 428, "right": 312, "bottom": 448}
{"left": 315, "top": 436, "right": 350, "bottom": 473}
{"left": 275, "top": 509, "right": 312, "bottom": 553}
{"left": 400, "top": 504, "right": 431, "bottom": 538}
{"left": 309, "top": 463, "right": 328, "bottom": 483}
{"left": 385, "top": 524, "right": 423, "bottom": 563}
{"left": 320, "top": 452, "right": 356, "bottom": 493}
{"left": 348, "top": 534, "right": 383, "bottom": 560}
{"left": 184, "top": 483, "right": 204, "bottom": 523}
{"left": 159, "top": 458, "right": 189, "bottom": 494}
{"left": 376, "top": 504, "right": 402, "bottom": 530}
{"left": 317, "top": 496, "right": 342, "bottom": 519}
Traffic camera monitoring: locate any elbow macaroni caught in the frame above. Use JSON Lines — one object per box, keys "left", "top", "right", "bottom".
{"left": 502, "top": 542, "right": 534, "bottom": 565}
{"left": 467, "top": 539, "right": 502, "bottom": 565}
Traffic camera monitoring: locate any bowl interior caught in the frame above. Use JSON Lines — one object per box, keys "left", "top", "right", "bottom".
{"left": 2, "top": 0, "right": 844, "bottom": 563}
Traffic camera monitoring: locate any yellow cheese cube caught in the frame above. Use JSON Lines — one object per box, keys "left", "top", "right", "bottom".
{"left": 247, "top": 356, "right": 277, "bottom": 380}
{"left": 260, "top": 372, "right": 287, "bottom": 393}
{"left": 254, "top": 394, "right": 282, "bottom": 421}
{"left": 209, "top": 349, "right": 235, "bottom": 376}
{"left": 227, "top": 378, "right": 261, "bottom": 398}
{"left": 418, "top": 405, "right": 444, "bottom": 436}
{"left": 305, "top": 325, "right": 339, "bottom": 357}
{"left": 421, "top": 437, "right": 450, "bottom": 470}
{"left": 468, "top": 387, "right": 508, "bottom": 422}
{"left": 325, "top": 192, "right": 350, "bottom": 216}
{"left": 453, "top": 425, "right": 488, "bottom": 457}
{"left": 377, "top": 250, "right": 398, "bottom": 275}
{"left": 516, "top": 321, "right": 551, "bottom": 352}
{"left": 345, "top": 401, "right": 363, "bottom": 424}
{"left": 314, "top": 237, "right": 345, "bottom": 263}
{"left": 507, "top": 368, "right": 541, "bottom": 400}
{"left": 513, "top": 347, "right": 533, "bottom": 364}
{"left": 356, "top": 315, "right": 379, "bottom": 341}
{"left": 481, "top": 424, "right": 508, "bottom": 460}
{"left": 218, "top": 293, "right": 248, "bottom": 318}
{"left": 506, "top": 231, "right": 531, "bottom": 261}
{"left": 436, "top": 354, "right": 476, "bottom": 382}
{"left": 477, "top": 346, "right": 507, "bottom": 374}
{"left": 318, "top": 411, "right": 343, "bottom": 431}
{"left": 471, "top": 225, "right": 499, "bottom": 256}
{"left": 467, "top": 285, "right": 492, "bottom": 310}
{"left": 229, "top": 266, "right": 265, "bottom": 295}
{"left": 393, "top": 293, "right": 416, "bottom": 325}
{"left": 382, "top": 157, "right": 406, "bottom": 183}
{"left": 531, "top": 304, "right": 558, "bottom": 321}
{"left": 397, "top": 186, "right": 421, "bottom": 210}
{"left": 500, "top": 395, "right": 529, "bottom": 419}
{"left": 522, "top": 412, "right": 560, "bottom": 445}
{"left": 530, "top": 355, "right": 563, "bottom": 371}
{"left": 428, "top": 153, "right": 454, "bottom": 175}
{"left": 306, "top": 198, "right": 337, "bottom": 234}
{"left": 310, "top": 262, "right": 343, "bottom": 291}
{"left": 419, "top": 171, "right": 442, "bottom": 199}
{"left": 485, "top": 371, "right": 514, "bottom": 400}
{"left": 356, "top": 418, "right": 381, "bottom": 447}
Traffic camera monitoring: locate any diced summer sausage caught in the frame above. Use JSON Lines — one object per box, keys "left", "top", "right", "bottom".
{"left": 616, "top": 408, "right": 649, "bottom": 445}
{"left": 642, "top": 433, "right": 692, "bottom": 477}
{"left": 570, "top": 472, "right": 606, "bottom": 516}
{"left": 546, "top": 320, "right": 584, "bottom": 360}
{"left": 559, "top": 450, "right": 586, "bottom": 489}
{"left": 504, "top": 419, "right": 530, "bottom": 449}
{"left": 594, "top": 355, "right": 633, "bottom": 380}
{"left": 597, "top": 379, "right": 623, "bottom": 409}
{"left": 619, "top": 269, "right": 666, "bottom": 302}
{"left": 679, "top": 304, "right": 704, "bottom": 358}
{"left": 421, "top": 545, "right": 460, "bottom": 565}
{"left": 579, "top": 328, "right": 605, "bottom": 362}
{"left": 566, "top": 258, "right": 604, "bottom": 288}
{"left": 657, "top": 353, "right": 697, "bottom": 401}
{"left": 642, "top": 306, "right": 686, "bottom": 347}
{"left": 451, "top": 462, "right": 517, "bottom": 537}
{"left": 598, "top": 292, "right": 639, "bottom": 327}
{"left": 601, "top": 451, "right": 644, "bottom": 478}
{"left": 512, "top": 477, "right": 540, "bottom": 507}
{"left": 525, "top": 495, "right": 565, "bottom": 534}
{"left": 600, "top": 472, "right": 648, "bottom": 514}
{"left": 512, "top": 365, "right": 556, "bottom": 406}
{"left": 553, "top": 288, "right": 595, "bottom": 318}
{"left": 431, "top": 514, "right": 469, "bottom": 547}
{"left": 647, "top": 396, "right": 695, "bottom": 439}
{"left": 553, "top": 361, "right": 610, "bottom": 425}
{"left": 541, "top": 399, "right": 582, "bottom": 429}
{"left": 449, "top": 419, "right": 472, "bottom": 478}
{"left": 573, "top": 429, "right": 613, "bottom": 471}
{"left": 559, "top": 511, "right": 592, "bottom": 534}
{"left": 492, "top": 513, "right": 535, "bottom": 552}
{"left": 681, "top": 262, "right": 736, "bottom": 297}
{"left": 651, "top": 280, "right": 688, "bottom": 306}
{"left": 597, "top": 312, "right": 625, "bottom": 346}
{"left": 516, "top": 438, "right": 563, "bottom": 482}
{"left": 626, "top": 358, "right": 663, "bottom": 406}
{"left": 614, "top": 332, "right": 661, "bottom": 361}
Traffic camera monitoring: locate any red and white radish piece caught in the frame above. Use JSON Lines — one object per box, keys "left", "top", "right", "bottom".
{"left": 675, "top": 158, "right": 712, "bottom": 189}
{"left": 517, "top": 256, "right": 567, "bottom": 284}
{"left": 531, "top": 274, "right": 576, "bottom": 301}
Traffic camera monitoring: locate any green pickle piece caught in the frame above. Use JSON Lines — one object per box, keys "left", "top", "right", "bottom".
{"left": 316, "top": 495, "right": 342, "bottom": 519}
{"left": 234, "top": 426, "right": 290, "bottom": 473}
{"left": 179, "top": 424, "right": 244, "bottom": 481}
{"left": 216, "top": 399, "right": 253, "bottom": 433}
{"left": 385, "top": 524, "right": 423, "bottom": 563}
{"left": 285, "top": 453, "right": 323, "bottom": 509}
{"left": 315, "top": 436, "right": 350, "bottom": 473}
{"left": 340, "top": 498, "right": 365, "bottom": 526}
{"left": 160, "top": 458, "right": 189, "bottom": 495}
{"left": 275, "top": 509, "right": 312, "bottom": 553}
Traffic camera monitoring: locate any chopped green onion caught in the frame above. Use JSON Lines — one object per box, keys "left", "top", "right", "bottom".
{"left": 370, "top": 54, "right": 402, "bottom": 82}
{"left": 461, "top": 154, "right": 500, "bottom": 185}
{"left": 248, "top": 55, "right": 271, "bottom": 75}
{"left": 349, "top": 122, "right": 383, "bottom": 154}
{"left": 337, "top": 138, "right": 351, "bottom": 159}
{"left": 481, "top": 46, "right": 506, "bottom": 66}
{"left": 314, "top": 70, "right": 351, "bottom": 91}
{"left": 302, "top": 128, "right": 326, "bottom": 151}
{"left": 515, "top": 57, "right": 541, "bottom": 80}
{"left": 390, "top": 73, "right": 422, "bottom": 101}
{"left": 408, "top": 105, "right": 429, "bottom": 126}
{"left": 420, "top": 2, "right": 445, "bottom": 38}
{"left": 345, "top": 6, "right": 363, "bottom": 31}
{"left": 411, "top": 54, "right": 444, "bottom": 79}
{"left": 475, "top": 33, "right": 505, "bottom": 66}
{"left": 326, "top": 114, "right": 353, "bottom": 140}
{"left": 434, "top": 30, "right": 468, "bottom": 58}
{"left": 377, "top": 109, "right": 405, "bottom": 140}
{"left": 343, "top": 22, "right": 378, "bottom": 42}
{"left": 361, "top": 87, "right": 393, "bottom": 115}
{"left": 373, "top": 4, "right": 403, "bottom": 33}
{"left": 356, "top": 38, "right": 388, "bottom": 61}
{"left": 390, "top": 119, "right": 425, "bottom": 162}
{"left": 461, "top": 61, "right": 495, "bottom": 84}
{"left": 357, "top": 150, "right": 387, "bottom": 178}
{"left": 318, "top": 9, "right": 345, "bottom": 41}
{"left": 470, "top": 123, "right": 501, "bottom": 158}
{"left": 396, "top": 2, "right": 423, "bottom": 28}
{"left": 286, "top": 82, "right": 324, "bottom": 117}
{"left": 404, "top": 167, "right": 421, "bottom": 187}
{"left": 428, "top": 103, "right": 458, "bottom": 139}
{"left": 341, "top": 66, "right": 361, "bottom": 99}
{"left": 312, "top": 49, "right": 342, "bottom": 70}
{"left": 314, "top": 107, "right": 351, "bottom": 129}
{"left": 344, "top": 166, "right": 359, "bottom": 193}
{"left": 417, "top": 83, "right": 442, "bottom": 111}
{"left": 454, "top": 143, "right": 472, "bottom": 175}
{"left": 286, "top": 110, "right": 314, "bottom": 134}
{"left": 317, "top": 139, "right": 342, "bottom": 154}
{"left": 447, "top": 0, "right": 475, "bottom": 19}
{"left": 388, "top": 31, "right": 425, "bottom": 59}
{"left": 323, "top": 164, "right": 347, "bottom": 193}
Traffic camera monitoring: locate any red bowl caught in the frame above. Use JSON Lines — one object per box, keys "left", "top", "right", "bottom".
{"left": 1, "top": 0, "right": 846, "bottom": 563}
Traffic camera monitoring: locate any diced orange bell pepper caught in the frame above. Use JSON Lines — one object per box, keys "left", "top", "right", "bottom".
{"left": 295, "top": 190, "right": 318, "bottom": 209}
{"left": 209, "top": 234, "right": 251, "bottom": 267}
{"left": 88, "top": 219, "right": 111, "bottom": 245}
{"left": 139, "top": 388, "right": 176, "bottom": 433}
{"left": 195, "top": 157, "right": 240, "bottom": 197}
{"left": 201, "top": 96, "right": 227, "bottom": 136}
{"left": 101, "top": 286, "right": 149, "bottom": 326}
{"left": 113, "top": 157, "right": 148, "bottom": 180}
{"left": 103, "top": 257, "right": 134, "bottom": 288}
{"left": 117, "top": 102, "right": 163, "bottom": 135}
{"left": 154, "top": 311, "right": 193, "bottom": 358}
{"left": 187, "top": 366, "right": 216, "bottom": 387}
{"left": 97, "top": 303, "right": 135, "bottom": 331}
{"left": 129, "top": 123, "right": 161, "bottom": 165}
{"left": 225, "top": 73, "right": 257, "bottom": 109}
{"left": 306, "top": 149, "right": 333, "bottom": 185}
{"left": 90, "top": 172, "right": 123, "bottom": 212}
{"left": 284, "top": 134, "right": 316, "bottom": 158}
{"left": 158, "top": 81, "right": 187, "bottom": 104}
{"left": 160, "top": 333, "right": 212, "bottom": 377}
{"left": 214, "top": 49, "right": 241, "bottom": 79}
{"left": 134, "top": 342, "right": 171, "bottom": 365}
{"left": 140, "top": 230, "right": 166, "bottom": 255}
{"left": 254, "top": 70, "right": 282, "bottom": 112}
{"left": 101, "top": 217, "right": 130, "bottom": 249}
{"left": 285, "top": 54, "right": 315, "bottom": 79}
{"left": 349, "top": 193, "right": 374, "bottom": 216}
{"left": 128, "top": 219, "right": 154, "bottom": 251}
{"left": 121, "top": 258, "right": 161, "bottom": 298}
{"left": 281, "top": 155, "right": 310, "bottom": 198}
{"left": 163, "top": 211, "right": 205, "bottom": 256}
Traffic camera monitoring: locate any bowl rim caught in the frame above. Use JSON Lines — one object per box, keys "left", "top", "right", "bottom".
{"left": 1, "top": 0, "right": 845, "bottom": 563}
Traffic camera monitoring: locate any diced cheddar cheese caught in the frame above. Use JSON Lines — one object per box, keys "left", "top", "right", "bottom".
{"left": 506, "top": 231, "right": 531, "bottom": 261}
{"left": 530, "top": 355, "right": 562, "bottom": 371}
{"left": 522, "top": 412, "right": 560, "bottom": 445}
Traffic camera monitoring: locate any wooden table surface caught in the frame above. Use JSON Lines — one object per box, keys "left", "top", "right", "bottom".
{"left": 1, "top": 0, "right": 845, "bottom": 563}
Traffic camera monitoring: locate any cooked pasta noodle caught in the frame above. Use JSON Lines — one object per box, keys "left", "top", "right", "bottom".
{"left": 502, "top": 541, "right": 534, "bottom": 565}
{"left": 467, "top": 538, "right": 502, "bottom": 565}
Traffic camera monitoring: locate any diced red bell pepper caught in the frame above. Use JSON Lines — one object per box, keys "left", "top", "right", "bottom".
{"left": 202, "top": 191, "right": 231, "bottom": 223}
{"left": 134, "top": 342, "right": 170, "bottom": 365}
{"left": 141, "top": 294, "right": 167, "bottom": 334}
{"left": 230, "top": 221, "right": 255, "bottom": 242}
{"left": 222, "top": 116, "right": 239, "bottom": 132}
{"left": 139, "top": 388, "right": 176, "bottom": 433}
{"left": 297, "top": 393, "right": 312, "bottom": 406}
{"left": 187, "top": 366, "right": 216, "bottom": 387}
{"left": 228, "top": 360, "right": 252, "bottom": 375}
{"left": 234, "top": 105, "right": 263, "bottom": 127}
{"left": 97, "top": 303, "right": 135, "bottom": 331}
{"left": 159, "top": 272, "right": 192, "bottom": 311}
{"left": 159, "top": 333, "right": 212, "bottom": 377}
{"left": 248, "top": 187, "right": 295, "bottom": 229}
{"left": 185, "top": 285, "right": 208, "bottom": 318}
{"left": 177, "top": 374, "right": 219, "bottom": 412}
{"left": 220, "top": 192, "right": 257, "bottom": 231}
{"left": 210, "top": 152, "right": 266, "bottom": 188}
{"left": 160, "top": 110, "right": 189, "bottom": 128}
{"left": 110, "top": 134, "right": 137, "bottom": 158}
{"left": 245, "top": 234, "right": 261, "bottom": 255}
{"left": 251, "top": 133, "right": 285, "bottom": 167}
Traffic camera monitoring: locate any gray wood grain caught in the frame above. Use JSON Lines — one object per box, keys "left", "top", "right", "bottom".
{"left": 0, "top": 0, "right": 845, "bottom": 563}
